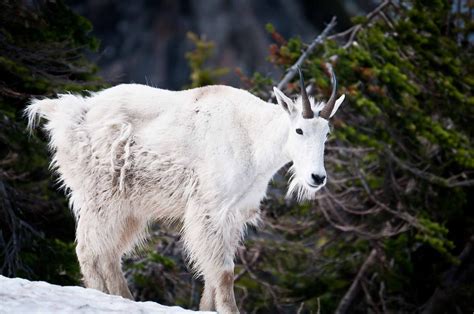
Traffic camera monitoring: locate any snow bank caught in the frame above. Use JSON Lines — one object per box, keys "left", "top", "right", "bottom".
{"left": 0, "top": 275, "right": 211, "bottom": 313}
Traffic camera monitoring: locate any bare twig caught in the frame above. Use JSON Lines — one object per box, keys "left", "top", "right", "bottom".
{"left": 421, "top": 236, "right": 474, "bottom": 314}
{"left": 234, "top": 247, "right": 261, "bottom": 282}
{"left": 361, "top": 280, "right": 381, "bottom": 314}
{"left": 335, "top": 248, "right": 378, "bottom": 314}
{"left": 379, "top": 281, "right": 388, "bottom": 314}
{"left": 238, "top": 247, "right": 282, "bottom": 310}
{"left": 327, "top": 0, "right": 392, "bottom": 49}
{"left": 268, "top": 16, "right": 337, "bottom": 101}
{"left": 296, "top": 302, "right": 305, "bottom": 314}
{"left": 386, "top": 149, "right": 474, "bottom": 188}
{"left": 379, "top": 11, "right": 395, "bottom": 30}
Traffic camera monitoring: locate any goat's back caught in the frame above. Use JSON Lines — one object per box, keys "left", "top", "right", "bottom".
{"left": 26, "top": 84, "right": 273, "bottom": 219}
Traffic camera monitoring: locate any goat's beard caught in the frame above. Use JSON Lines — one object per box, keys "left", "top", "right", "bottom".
{"left": 286, "top": 164, "right": 322, "bottom": 202}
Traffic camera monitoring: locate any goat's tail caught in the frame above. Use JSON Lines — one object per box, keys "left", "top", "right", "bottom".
{"left": 25, "top": 94, "right": 89, "bottom": 135}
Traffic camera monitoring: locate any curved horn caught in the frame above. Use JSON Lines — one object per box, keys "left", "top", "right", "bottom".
{"left": 298, "top": 67, "right": 314, "bottom": 119}
{"left": 320, "top": 63, "right": 337, "bottom": 119}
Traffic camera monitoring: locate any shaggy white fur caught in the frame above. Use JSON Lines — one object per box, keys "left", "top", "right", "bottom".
{"left": 26, "top": 83, "right": 344, "bottom": 313}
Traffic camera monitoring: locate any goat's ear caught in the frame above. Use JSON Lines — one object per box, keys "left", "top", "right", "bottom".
{"left": 329, "top": 94, "right": 345, "bottom": 118}
{"left": 273, "top": 87, "right": 295, "bottom": 115}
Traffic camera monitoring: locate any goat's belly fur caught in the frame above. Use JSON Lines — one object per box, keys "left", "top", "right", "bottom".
{"left": 57, "top": 120, "right": 204, "bottom": 223}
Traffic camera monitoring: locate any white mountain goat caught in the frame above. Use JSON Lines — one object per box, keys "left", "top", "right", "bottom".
{"left": 26, "top": 66, "right": 344, "bottom": 313}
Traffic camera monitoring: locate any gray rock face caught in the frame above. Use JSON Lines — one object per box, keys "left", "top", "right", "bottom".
{"left": 0, "top": 276, "right": 211, "bottom": 313}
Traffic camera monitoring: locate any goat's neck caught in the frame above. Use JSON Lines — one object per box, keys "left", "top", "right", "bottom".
{"left": 251, "top": 104, "right": 291, "bottom": 178}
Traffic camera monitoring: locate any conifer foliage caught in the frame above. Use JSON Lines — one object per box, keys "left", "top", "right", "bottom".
{"left": 0, "top": 0, "right": 102, "bottom": 285}
{"left": 231, "top": 1, "right": 474, "bottom": 312}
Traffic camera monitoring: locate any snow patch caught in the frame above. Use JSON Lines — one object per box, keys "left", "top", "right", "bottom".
{"left": 0, "top": 276, "right": 212, "bottom": 313}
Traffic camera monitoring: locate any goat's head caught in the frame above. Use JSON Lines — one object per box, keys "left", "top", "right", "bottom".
{"left": 273, "top": 64, "right": 345, "bottom": 200}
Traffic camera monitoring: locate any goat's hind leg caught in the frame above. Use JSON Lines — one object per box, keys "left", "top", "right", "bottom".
{"left": 76, "top": 211, "right": 109, "bottom": 293}
{"left": 199, "top": 275, "right": 216, "bottom": 311}
{"left": 98, "top": 251, "right": 133, "bottom": 299}
{"left": 76, "top": 239, "right": 108, "bottom": 293}
{"left": 76, "top": 210, "right": 143, "bottom": 299}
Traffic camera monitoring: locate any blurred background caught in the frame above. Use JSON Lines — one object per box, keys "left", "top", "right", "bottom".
{"left": 0, "top": 0, "right": 473, "bottom": 313}
{"left": 68, "top": 0, "right": 377, "bottom": 88}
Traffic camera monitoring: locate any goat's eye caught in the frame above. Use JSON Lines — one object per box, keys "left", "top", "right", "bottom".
{"left": 296, "top": 128, "right": 303, "bottom": 135}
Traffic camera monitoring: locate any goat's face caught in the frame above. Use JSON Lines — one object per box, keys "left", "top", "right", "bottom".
{"left": 273, "top": 66, "right": 345, "bottom": 200}
{"left": 287, "top": 110, "right": 331, "bottom": 191}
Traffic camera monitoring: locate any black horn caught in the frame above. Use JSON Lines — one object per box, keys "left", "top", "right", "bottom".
{"left": 298, "top": 67, "right": 314, "bottom": 119}
{"left": 319, "top": 63, "right": 337, "bottom": 119}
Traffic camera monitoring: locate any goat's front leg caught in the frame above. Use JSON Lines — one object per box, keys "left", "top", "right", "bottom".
{"left": 199, "top": 277, "right": 215, "bottom": 311}
{"left": 183, "top": 206, "right": 241, "bottom": 313}
{"left": 200, "top": 269, "right": 238, "bottom": 313}
{"left": 214, "top": 268, "right": 238, "bottom": 313}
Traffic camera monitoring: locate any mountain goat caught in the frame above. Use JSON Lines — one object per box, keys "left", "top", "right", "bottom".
{"left": 26, "top": 67, "right": 345, "bottom": 313}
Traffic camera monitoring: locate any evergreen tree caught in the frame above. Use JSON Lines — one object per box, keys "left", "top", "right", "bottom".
{"left": 0, "top": 0, "right": 103, "bottom": 285}
{"left": 232, "top": 1, "right": 474, "bottom": 312}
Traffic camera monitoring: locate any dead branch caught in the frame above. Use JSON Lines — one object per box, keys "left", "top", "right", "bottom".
{"left": 335, "top": 248, "right": 378, "bottom": 314}
{"left": 361, "top": 280, "right": 381, "bottom": 314}
{"left": 379, "top": 281, "right": 388, "bottom": 314}
{"left": 296, "top": 302, "right": 305, "bottom": 314}
{"left": 234, "top": 247, "right": 261, "bottom": 282}
{"left": 421, "top": 236, "right": 474, "bottom": 314}
{"left": 386, "top": 149, "right": 474, "bottom": 187}
{"left": 237, "top": 246, "right": 282, "bottom": 311}
{"left": 327, "top": 0, "right": 392, "bottom": 49}
{"left": 268, "top": 16, "right": 337, "bottom": 101}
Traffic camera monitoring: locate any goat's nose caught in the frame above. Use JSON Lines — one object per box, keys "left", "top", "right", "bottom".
{"left": 311, "top": 174, "right": 326, "bottom": 185}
